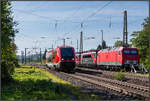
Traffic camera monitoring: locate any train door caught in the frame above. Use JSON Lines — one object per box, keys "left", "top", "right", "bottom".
{"left": 115, "top": 51, "right": 118, "bottom": 66}
{"left": 95, "top": 51, "right": 98, "bottom": 68}
{"left": 52, "top": 50, "right": 55, "bottom": 63}
{"left": 118, "top": 50, "right": 122, "bottom": 65}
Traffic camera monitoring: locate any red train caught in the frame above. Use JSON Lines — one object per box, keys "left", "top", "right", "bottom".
{"left": 76, "top": 47, "right": 140, "bottom": 72}
{"left": 76, "top": 49, "right": 99, "bottom": 67}
{"left": 46, "top": 46, "right": 76, "bottom": 72}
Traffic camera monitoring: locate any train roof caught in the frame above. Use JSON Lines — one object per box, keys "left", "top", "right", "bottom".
{"left": 47, "top": 46, "right": 75, "bottom": 52}
{"left": 98, "top": 47, "right": 138, "bottom": 53}
{"left": 80, "top": 51, "right": 97, "bottom": 55}
{"left": 56, "top": 46, "right": 74, "bottom": 49}
{"left": 76, "top": 49, "right": 100, "bottom": 54}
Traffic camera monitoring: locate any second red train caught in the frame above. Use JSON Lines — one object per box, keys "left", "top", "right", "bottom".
{"left": 76, "top": 47, "right": 140, "bottom": 72}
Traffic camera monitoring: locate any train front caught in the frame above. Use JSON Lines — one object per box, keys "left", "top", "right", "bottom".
{"left": 59, "top": 47, "right": 76, "bottom": 72}
{"left": 122, "top": 47, "right": 140, "bottom": 71}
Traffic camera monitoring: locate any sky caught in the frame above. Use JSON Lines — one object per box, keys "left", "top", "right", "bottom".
{"left": 11, "top": 1, "right": 149, "bottom": 55}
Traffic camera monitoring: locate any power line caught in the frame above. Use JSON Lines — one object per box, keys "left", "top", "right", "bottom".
{"left": 82, "top": 1, "right": 112, "bottom": 23}
{"left": 14, "top": 9, "right": 57, "bottom": 23}
{"left": 61, "top": 5, "right": 84, "bottom": 25}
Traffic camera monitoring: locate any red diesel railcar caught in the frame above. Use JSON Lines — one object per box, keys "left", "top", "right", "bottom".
{"left": 46, "top": 46, "right": 76, "bottom": 72}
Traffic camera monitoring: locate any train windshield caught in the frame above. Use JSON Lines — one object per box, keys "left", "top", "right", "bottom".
{"left": 123, "top": 50, "right": 138, "bottom": 55}
{"left": 61, "top": 48, "right": 74, "bottom": 59}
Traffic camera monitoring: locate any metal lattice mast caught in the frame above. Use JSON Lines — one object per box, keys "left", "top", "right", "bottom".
{"left": 101, "top": 30, "right": 103, "bottom": 49}
{"left": 123, "top": 10, "right": 128, "bottom": 47}
{"left": 80, "top": 23, "right": 83, "bottom": 52}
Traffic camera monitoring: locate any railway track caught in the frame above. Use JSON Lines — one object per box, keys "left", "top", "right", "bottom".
{"left": 75, "top": 72, "right": 149, "bottom": 92}
{"left": 76, "top": 67, "right": 149, "bottom": 82}
{"left": 58, "top": 72, "right": 149, "bottom": 99}
{"left": 30, "top": 63, "right": 149, "bottom": 100}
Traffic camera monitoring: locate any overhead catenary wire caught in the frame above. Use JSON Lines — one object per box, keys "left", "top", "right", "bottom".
{"left": 14, "top": 1, "right": 112, "bottom": 36}
{"left": 14, "top": 9, "right": 57, "bottom": 23}
{"left": 14, "top": 1, "right": 145, "bottom": 50}
{"left": 81, "top": 1, "right": 112, "bottom": 23}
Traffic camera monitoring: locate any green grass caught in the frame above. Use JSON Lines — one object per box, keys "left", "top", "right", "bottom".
{"left": 2, "top": 67, "right": 70, "bottom": 100}
{"left": 2, "top": 66, "right": 100, "bottom": 100}
{"left": 134, "top": 73, "right": 149, "bottom": 77}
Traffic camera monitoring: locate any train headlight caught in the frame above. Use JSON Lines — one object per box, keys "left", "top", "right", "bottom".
{"left": 61, "top": 58, "right": 64, "bottom": 60}
{"left": 133, "top": 60, "right": 137, "bottom": 64}
{"left": 72, "top": 58, "right": 74, "bottom": 60}
{"left": 125, "top": 60, "right": 137, "bottom": 64}
{"left": 125, "top": 60, "right": 129, "bottom": 64}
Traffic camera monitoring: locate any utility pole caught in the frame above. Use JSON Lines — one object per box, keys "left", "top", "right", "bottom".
{"left": 52, "top": 44, "right": 53, "bottom": 49}
{"left": 63, "top": 38, "right": 65, "bottom": 46}
{"left": 31, "top": 50, "right": 33, "bottom": 63}
{"left": 80, "top": 31, "right": 83, "bottom": 52}
{"left": 77, "top": 39, "right": 78, "bottom": 52}
{"left": 101, "top": 30, "right": 103, "bottom": 49}
{"left": 25, "top": 48, "right": 28, "bottom": 64}
{"left": 79, "top": 22, "right": 83, "bottom": 52}
{"left": 40, "top": 48, "right": 42, "bottom": 64}
{"left": 70, "top": 40, "right": 72, "bottom": 45}
{"left": 28, "top": 51, "right": 30, "bottom": 63}
{"left": 21, "top": 51, "right": 24, "bottom": 64}
{"left": 109, "top": 16, "right": 111, "bottom": 28}
{"left": 123, "top": 10, "right": 128, "bottom": 47}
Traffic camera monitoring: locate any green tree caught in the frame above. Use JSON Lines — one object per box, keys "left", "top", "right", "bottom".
{"left": 2, "top": 2, "right": 19, "bottom": 81}
{"left": 97, "top": 44, "right": 102, "bottom": 49}
{"left": 42, "top": 49, "right": 47, "bottom": 59}
{"left": 130, "top": 17, "right": 149, "bottom": 70}
{"left": 114, "top": 40, "right": 123, "bottom": 47}
{"left": 97, "top": 40, "right": 107, "bottom": 49}
{"left": 102, "top": 40, "right": 107, "bottom": 49}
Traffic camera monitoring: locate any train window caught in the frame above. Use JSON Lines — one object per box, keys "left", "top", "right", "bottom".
{"left": 48, "top": 57, "right": 51, "bottom": 62}
{"left": 124, "top": 50, "right": 138, "bottom": 55}
{"left": 118, "top": 51, "right": 120, "bottom": 55}
{"left": 83, "top": 55, "right": 91, "bottom": 58}
{"left": 52, "top": 51, "right": 55, "bottom": 59}
{"left": 94, "top": 53, "right": 97, "bottom": 59}
{"left": 124, "top": 50, "right": 130, "bottom": 54}
{"left": 130, "top": 50, "right": 138, "bottom": 55}
{"left": 61, "top": 48, "right": 74, "bottom": 59}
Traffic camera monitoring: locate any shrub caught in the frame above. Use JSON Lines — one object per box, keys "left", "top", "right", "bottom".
{"left": 113, "top": 71, "right": 126, "bottom": 81}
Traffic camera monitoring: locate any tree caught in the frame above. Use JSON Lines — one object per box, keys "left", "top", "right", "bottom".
{"left": 97, "top": 40, "right": 107, "bottom": 49}
{"left": 42, "top": 49, "right": 47, "bottom": 60}
{"left": 97, "top": 45, "right": 102, "bottom": 49}
{"left": 114, "top": 40, "right": 123, "bottom": 47}
{"left": 102, "top": 40, "right": 107, "bottom": 49}
{"left": 2, "top": 2, "right": 19, "bottom": 81}
{"left": 130, "top": 17, "right": 149, "bottom": 70}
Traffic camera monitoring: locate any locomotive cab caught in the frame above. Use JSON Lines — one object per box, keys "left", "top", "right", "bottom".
{"left": 46, "top": 46, "right": 76, "bottom": 72}
{"left": 122, "top": 48, "right": 139, "bottom": 71}
{"left": 58, "top": 47, "right": 76, "bottom": 71}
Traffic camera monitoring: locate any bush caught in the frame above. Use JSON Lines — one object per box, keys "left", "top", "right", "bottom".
{"left": 113, "top": 71, "right": 126, "bottom": 81}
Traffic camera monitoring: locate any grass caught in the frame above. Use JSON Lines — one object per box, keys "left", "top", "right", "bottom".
{"left": 2, "top": 67, "right": 70, "bottom": 100}
{"left": 2, "top": 65, "right": 100, "bottom": 100}
{"left": 134, "top": 73, "right": 149, "bottom": 77}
